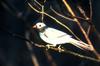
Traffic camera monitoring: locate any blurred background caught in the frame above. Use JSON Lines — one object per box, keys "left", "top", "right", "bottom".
{"left": 0, "top": 0, "right": 100, "bottom": 66}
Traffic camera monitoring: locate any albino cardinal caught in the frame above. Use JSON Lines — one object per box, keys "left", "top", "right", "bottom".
{"left": 33, "top": 22, "right": 92, "bottom": 51}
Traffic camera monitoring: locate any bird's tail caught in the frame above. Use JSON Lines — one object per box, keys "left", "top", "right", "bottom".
{"left": 69, "top": 38, "right": 93, "bottom": 51}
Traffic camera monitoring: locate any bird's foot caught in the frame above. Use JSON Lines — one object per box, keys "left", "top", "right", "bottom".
{"left": 45, "top": 44, "right": 56, "bottom": 50}
{"left": 58, "top": 45, "right": 64, "bottom": 52}
{"left": 45, "top": 44, "right": 64, "bottom": 52}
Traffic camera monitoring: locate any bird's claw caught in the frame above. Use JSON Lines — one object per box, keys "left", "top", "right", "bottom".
{"left": 45, "top": 44, "right": 64, "bottom": 52}
{"left": 58, "top": 45, "right": 64, "bottom": 52}
{"left": 46, "top": 44, "right": 50, "bottom": 50}
{"left": 45, "top": 44, "right": 55, "bottom": 50}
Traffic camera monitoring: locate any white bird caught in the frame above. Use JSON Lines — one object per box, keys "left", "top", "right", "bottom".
{"left": 33, "top": 22, "right": 92, "bottom": 51}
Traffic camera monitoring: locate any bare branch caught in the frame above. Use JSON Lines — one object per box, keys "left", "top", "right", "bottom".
{"left": 62, "top": 0, "right": 100, "bottom": 59}
{"left": 34, "top": 43, "right": 100, "bottom": 63}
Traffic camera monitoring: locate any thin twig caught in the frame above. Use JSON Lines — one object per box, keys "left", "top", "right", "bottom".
{"left": 50, "top": 6, "right": 75, "bottom": 21}
{"left": 41, "top": 5, "right": 44, "bottom": 23}
{"left": 87, "top": 0, "right": 93, "bottom": 35}
{"left": 51, "top": 6, "right": 89, "bottom": 21}
{"left": 77, "top": 5, "right": 91, "bottom": 35}
{"left": 33, "top": 2, "right": 41, "bottom": 10}
{"left": 34, "top": 0, "right": 42, "bottom": 6}
{"left": 77, "top": 5, "right": 89, "bottom": 20}
{"left": 87, "top": 26, "right": 91, "bottom": 36}
{"left": 89, "top": 0, "right": 92, "bottom": 21}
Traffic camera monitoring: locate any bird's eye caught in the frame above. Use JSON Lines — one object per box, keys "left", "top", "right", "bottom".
{"left": 39, "top": 25, "right": 41, "bottom": 27}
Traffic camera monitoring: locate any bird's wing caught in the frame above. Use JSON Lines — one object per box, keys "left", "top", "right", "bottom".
{"left": 40, "top": 32, "right": 72, "bottom": 44}
{"left": 43, "top": 27, "right": 71, "bottom": 39}
{"left": 39, "top": 27, "right": 72, "bottom": 45}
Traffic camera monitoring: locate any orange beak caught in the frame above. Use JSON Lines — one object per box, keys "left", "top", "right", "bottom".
{"left": 32, "top": 25, "right": 37, "bottom": 29}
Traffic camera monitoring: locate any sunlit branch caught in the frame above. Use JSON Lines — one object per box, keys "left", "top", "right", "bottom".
{"left": 34, "top": 44, "right": 100, "bottom": 63}
{"left": 62, "top": 0, "right": 92, "bottom": 45}
{"left": 88, "top": 0, "right": 100, "bottom": 38}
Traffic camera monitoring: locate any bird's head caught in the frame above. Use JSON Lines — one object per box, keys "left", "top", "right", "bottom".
{"left": 33, "top": 22, "right": 46, "bottom": 32}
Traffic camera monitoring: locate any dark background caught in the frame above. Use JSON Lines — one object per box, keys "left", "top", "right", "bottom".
{"left": 0, "top": 0, "right": 100, "bottom": 66}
